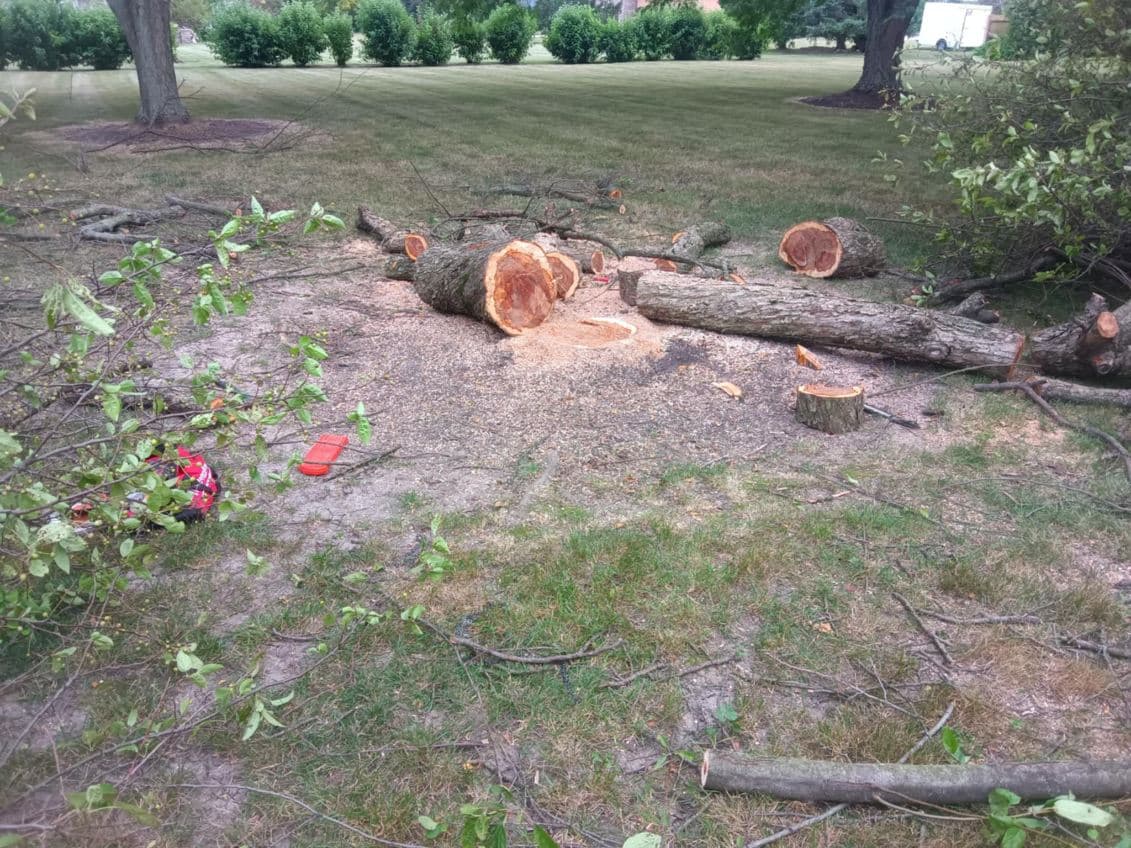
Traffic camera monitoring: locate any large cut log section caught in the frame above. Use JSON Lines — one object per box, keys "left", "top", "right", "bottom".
{"left": 779, "top": 217, "right": 886, "bottom": 278}
{"left": 413, "top": 240, "right": 556, "bottom": 335}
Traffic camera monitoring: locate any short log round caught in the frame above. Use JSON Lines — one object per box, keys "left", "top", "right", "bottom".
{"left": 795, "top": 384, "right": 864, "bottom": 434}
{"left": 778, "top": 217, "right": 886, "bottom": 278}
{"left": 543, "top": 251, "right": 581, "bottom": 300}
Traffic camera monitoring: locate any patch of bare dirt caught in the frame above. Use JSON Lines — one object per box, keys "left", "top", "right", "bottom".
{"left": 55, "top": 119, "right": 317, "bottom": 154}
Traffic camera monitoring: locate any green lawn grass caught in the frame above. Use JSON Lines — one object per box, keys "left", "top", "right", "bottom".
{"left": 4, "top": 47, "right": 940, "bottom": 265}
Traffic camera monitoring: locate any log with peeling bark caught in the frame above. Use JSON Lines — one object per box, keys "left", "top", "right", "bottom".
{"left": 543, "top": 251, "right": 581, "bottom": 299}
{"left": 796, "top": 385, "right": 864, "bottom": 434}
{"left": 357, "top": 206, "right": 429, "bottom": 259}
{"left": 671, "top": 222, "right": 732, "bottom": 261}
{"left": 412, "top": 240, "right": 555, "bottom": 335}
{"left": 946, "top": 293, "right": 1000, "bottom": 324}
{"left": 700, "top": 752, "right": 1131, "bottom": 804}
{"left": 779, "top": 217, "right": 886, "bottom": 278}
{"left": 71, "top": 203, "right": 187, "bottom": 244}
{"left": 630, "top": 272, "right": 1131, "bottom": 379}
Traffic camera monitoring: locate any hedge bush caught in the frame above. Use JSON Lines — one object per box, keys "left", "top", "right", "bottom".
{"left": 729, "top": 19, "right": 762, "bottom": 59}
{"left": 414, "top": 11, "right": 453, "bottom": 65}
{"left": 0, "top": 5, "right": 11, "bottom": 70}
{"left": 630, "top": 6, "right": 671, "bottom": 61}
{"left": 598, "top": 19, "right": 637, "bottom": 62}
{"left": 669, "top": 4, "right": 706, "bottom": 60}
{"left": 74, "top": 9, "right": 131, "bottom": 69}
{"left": 323, "top": 11, "right": 354, "bottom": 65}
{"left": 546, "top": 4, "right": 601, "bottom": 64}
{"left": 205, "top": 4, "right": 285, "bottom": 67}
{"left": 702, "top": 11, "right": 736, "bottom": 59}
{"left": 277, "top": 1, "right": 327, "bottom": 66}
{"left": 452, "top": 17, "right": 486, "bottom": 63}
{"left": 4, "top": 0, "right": 81, "bottom": 71}
{"left": 484, "top": 3, "right": 535, "bottom": 64}
{"left": 357, "top": 0, "right": 415, "bottom": 66}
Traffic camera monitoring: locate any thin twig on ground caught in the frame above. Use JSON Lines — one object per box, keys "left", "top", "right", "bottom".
{"left": 449, "top": 636, "right": 623, "bottom": 665}
{"left": 893, "top": 593, "right": 955, "bottom": 667}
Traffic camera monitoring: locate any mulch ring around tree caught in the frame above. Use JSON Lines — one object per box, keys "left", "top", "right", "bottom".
{"left": 57, "top": 119, "right": 314, "bottom": 153}
{"left": 798, "top": 90, "right": 895, "bottom": 110}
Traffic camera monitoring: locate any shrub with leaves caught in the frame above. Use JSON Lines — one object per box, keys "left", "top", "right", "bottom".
{"left": 994, "top": 0, "right": 1061, "bottom": 59}
{"left": 414, "top": 11, "right": 454, "bottom": 65}
{"left": 897, "top": 0, "right": 1131, "bottom": 283}
{"left": 277, "top": 1, "right": 328, "bottom": 66}
{"left": 0, "top": 5, "right": 10, "bottom": 70}
{"left": 204, "top": 3, "right": 285, "bottom": 67}
{"left": 702, "top": 11, "right": 736, "bottom": 58}
{"left": 4, "top": 0, "right": 81, "bottom": 70}
{"left": 598, "top": 18, "right": 636, "bottom": 62}
{"left": 452, "top": 17, "right": 486, "bottom": 62}
{"left": 669, "top": 4, "right": 707, "bottom": 59}
{"left": 629, "top": 6, "right": 672, "bottom": 61}
{"left": 357, "top": 0, "right": 416, "bottom": 65}
{"left": 323, "top": 10, "right": 354, "bottom": 65}
{"left": 546, "top": 4, "right": 602, "bottom": 64}
{"left": 67, "top": 8, "right": 131, "bottom": 70}
{"left": 484, "top": 3, "right": 536, "bottom": 64}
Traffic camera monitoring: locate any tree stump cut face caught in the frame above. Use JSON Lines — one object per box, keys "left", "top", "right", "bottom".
{"left": 492, "top": 253, "right": 555, "bottom": 330}
{"left": 782, "top": 224, "right": 840, "bottom": 275}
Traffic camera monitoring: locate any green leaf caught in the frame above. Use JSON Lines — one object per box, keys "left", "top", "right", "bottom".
{"left": 102, "top": 393, "right": 121, "bottom": 423}
{"left": 0, "top": 430, "right": 21, "bottom": 458}
{"left": 115, "top": 801, "right": 160, "bottom": 827}
{"left": 623, "top": 834, "right": 661, "bottom": 848}
{"left": 532, "top": 826, "right": 561, "bottom": 848}
{"left": 1001, "top": 826, "right": 1027, "bottom": 848}
{"left": 245, "top": 549, "right": 269, "bottom": 577}
{"left": 242, "top": 707, "right": 262, "bottom": 740}
{"left": 1052, "top": 798, "right": 1113, "bottom": 827}
{"left": 989, "top": 788, "right": 1022, "bottom": 815}
{"left": 62, "top": 289, "right": 114, "bottom": 336}
{"left": 418, "top": 815, "right": 440, "bottom": 831}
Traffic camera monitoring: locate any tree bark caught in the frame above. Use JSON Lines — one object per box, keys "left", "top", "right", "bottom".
{"left": 357, "top": 206, "right": 429, "bottom": 258}
{"left": 412, "top": 241, "right": 555, "bottom": 335}
{"left": 631, "top": 272, "right": 1131, "bottom": 379}
{"left": 108, "top": 0, "right": 190, "bottom": 125}
{"left": 850, "top": 0, "right": 918, "bottom": 100}
{"left": 779, "top": 218, "right": 886, "bottom": 278}
{"left": 633, "top": 272, "right": 1026, "bottom": 371}
{"left": 701, "top": 752, "right": 1131, "bottom": 803}
{"left": 796, "top": 385, "right": 864, "bottom": 434}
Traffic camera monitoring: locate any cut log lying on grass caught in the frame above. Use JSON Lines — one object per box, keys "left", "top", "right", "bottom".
{"left": 631, "top": 272, "right": 1131, "bottom": 379}
{"left": 356, "top": 206, "right": 429, "bottom": 259}
{"left": 796, "top": 384, "right": 864, "bottom": 434}
{"left": 383, "top": 255, "right": 416, "bottom": 281}
{"left": 779, "top": 217, "right": 886, "bottom": 278}
{"left": 543, "top": 251, "right": 581, "bottom": 300}
{"left": 71, "top": 203, "right": 187, "bottom": 244}
{"left": 671, "top": 221, "right": 732, "bottom": 261}
{"left": 412, "top": 240, "right": 555, "bottom": 335}
{"left": 700, "top": 752, "right": 1131, "bottom": 804}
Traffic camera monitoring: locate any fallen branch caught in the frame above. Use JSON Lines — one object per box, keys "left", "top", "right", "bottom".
{"left": 893, "top": 592, "right": 955, "bottom": 666}
{"left": 164, "top": 193, "right": 237, "bottom": 218}
{"left": 1030, "top": 377, "right": 1131, "bottom": 410}
{"left": 450, "top": 636, "right": 623, "bottom": 666}
{"left": 71, "top": 202, "right": 186, "bottom": 244}
{"left": 705, "top": 754, "right": 1131, "bottom": 804}
{"left": 734, "top": 702, "right": 955, "bottom": 848}
{"left": 973, "top": 381, "right": 1131, "bottom": 482}
{"left": 599, "top": 653, "right": 740, "bottom": 690}
{"left": 927, "top": 255, "right": 1061, "bottom": 304}
{"left": 1060, "top": 636, "right": 1131, "bottom": 661}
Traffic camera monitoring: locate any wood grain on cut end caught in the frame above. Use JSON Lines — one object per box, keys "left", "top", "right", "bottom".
{"left": 486, "top": 241, "right": 556, "bottom": 334}
{"left": 404, "top": 233, "right": 428, "bottom": 260}
{"left": 779, "top": 217, "right": 885, "bottom": 279}
{"left": 544, "top": 251, "right": 581, "bottom": 299}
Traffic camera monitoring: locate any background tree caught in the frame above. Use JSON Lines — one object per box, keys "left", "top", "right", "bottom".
{"left": 802, "top": 0, "right": 864, "bottom": 50}
{"left": 849, "top": 0, "right": 915, "bottom": 98}
{"left": 108, "top": 0, "right": 190, "bottom": 124}
{"left": 717, "top": 0, "right": 802, "bottom": 49}
{"left": 171, "top": 0, "right": 211, "bottom": 29}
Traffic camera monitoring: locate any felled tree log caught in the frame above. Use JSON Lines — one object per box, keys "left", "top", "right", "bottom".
{"left": 796, "top": 384, "right": 863, "bottom": 434}
{"left": 633, "top": 272, "right": 1131, "bottom": 379}
{"left": 357, "top": 206, "right": 429, "bottom": 259}
{"left": 1034, "top": 377, "right": 1131, "bottom": 410}
{"left": 778, "top": 217, "right": 886, "bottom": 278}
{"left": 412, "top": 240, "right": 555, "bottom": 335}
{"left": 543, "top": 251, "right": 581, "bottom": 299}
{"left": 531, "top": 233, "right": 606, "bottom": 274}
{"left": 71, "top": 203, "right": 187, "bottom": 244}
{"left": 671, "top": 222, "right": 732, "bottom": 261}
{"left": 700, "top": 752, "right": 1131, "bottom": 804}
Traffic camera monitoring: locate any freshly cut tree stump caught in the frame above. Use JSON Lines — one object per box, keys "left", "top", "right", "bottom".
{"left": 357, "top": 206, "right": 429, "bottom": 259}
{"left": 412, "top": 240, "right": 555, "bottom": 335}
{"left": 796, "top": 384, "right": 864, "bottom": 434}
{"left": 671, "top": 221, "right": 732, "bottom": 260}
{"left": 543, "top": 251, "right": 581, "bottom": 299}
{"left": 700, "top": 752, "right": 1131, "bottom": 804}
{"left": 778, "top": 217, "right": 886, "bottom": 278}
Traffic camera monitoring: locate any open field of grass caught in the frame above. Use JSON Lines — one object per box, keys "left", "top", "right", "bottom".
{"left": 4, "top": 47, "right": 944, "bottom": 265}
{"left": 3, "top": 49, "right": 1131, "bottom": 848}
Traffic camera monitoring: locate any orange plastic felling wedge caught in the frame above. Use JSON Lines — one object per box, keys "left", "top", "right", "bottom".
{"left": 299, "top": 434, "right": 349, "bottom": 477}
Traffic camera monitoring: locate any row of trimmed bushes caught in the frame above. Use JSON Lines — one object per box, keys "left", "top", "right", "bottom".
{"left": 203, "top": 0, "right": 536, "bottom": 68}
{"left": 547, "top": 5, "right": 761, "bottom": 64}
{"left": 0, "top": 0, "right": 130, "bottom": 71}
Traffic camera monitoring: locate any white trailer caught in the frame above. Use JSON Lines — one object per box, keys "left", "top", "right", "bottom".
{"left": 917, "top": 2, "right": 994, "bottom": 50}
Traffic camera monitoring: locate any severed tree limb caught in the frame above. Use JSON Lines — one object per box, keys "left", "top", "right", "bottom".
{"left": 1060, "top": 637, "right": 1131, "bottom": 661}
{"left": 164, "top": 193, "right": 237, "bottom": 218}
{"left": 927, "top": 255, "right": 1061, "bottom": 304}
{"left": 946, "top": 293, "right": 1000, "bottom": 324}
{"left": 734, "top": 703, "right": 955, "bottom": 848}
{"left": 71, "top": 203, "right": 186, "bottom": 244}
{"left": 973, "top": 381, "right": 1131, "bottom": 482}
{"left": 1030, "top": 376, "right": 1131, "bottom": 410}
{"left": 450, "top": 636, "right": 623, "bottom": 666}
{"left": 705, "top": 754, "right": 1131, "bottom": 805}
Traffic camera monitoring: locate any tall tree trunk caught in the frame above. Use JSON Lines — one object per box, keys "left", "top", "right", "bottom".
{"left": 851, "top": 0, "right": 916, "bottom": 98}
{"left": 108, "top": 0, "right": 190, "bottom": 125}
